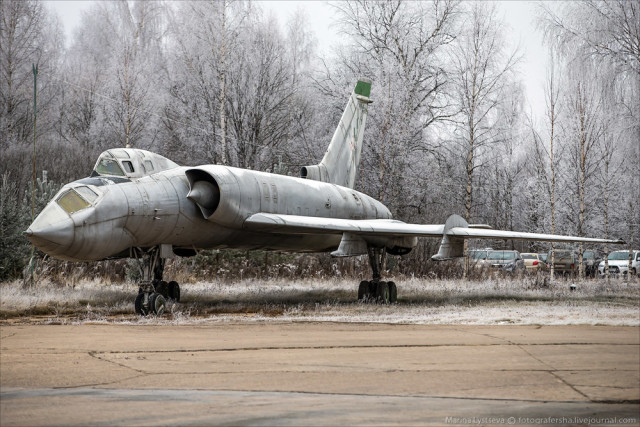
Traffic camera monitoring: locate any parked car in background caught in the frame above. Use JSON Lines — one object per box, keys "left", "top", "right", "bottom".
{"left": 538, "top": 252, "right": 550, "bottom": 269}
{"left": 598, "top": 250, "right": 640, "bottom": 277}
{"left": 539, "top": 252, "right": 548, "bottom": 264}
{"left": 487, "top": 250, "right": 525, "bottom": 274}
{"left": 547, "top": 249, "right": 576, "bottom": 277}
{"left": 521, "top": 253, "right": 546, "bottom": 273}
{"left": 582, "top": 250, "right": 601, "bottom": 278}
{"left": 468, "top": 248, "right": 492, "bottom": 268}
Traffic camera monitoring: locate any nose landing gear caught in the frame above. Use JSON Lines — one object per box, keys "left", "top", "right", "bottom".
{"left": 357, "top": 247, "right": 398, "bottom": 304}
{"left": 134, "top": 291, "right": 166, "bottom": 316}
{"left": 132, "top": 247, "right": 181, "bottom": 316}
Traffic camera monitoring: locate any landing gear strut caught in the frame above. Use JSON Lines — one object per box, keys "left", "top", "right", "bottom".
{"left": 132, "top": 247, "right": 181, "bottom": 316}
{"left": 357, "top": 247, "right": 397, "bottom": 304}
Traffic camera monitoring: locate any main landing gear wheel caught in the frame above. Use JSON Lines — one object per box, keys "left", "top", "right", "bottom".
{"left": 357, "top": 280, "right": 397, "bottom": 304}
{"left": 376, "top": 281, "right": 389, "bottom": 304}
{"left": 356, "top": 247, "right": 398, "bottom": 304}
{"left": 388, "top": 281, "right": 397, "bottom": 303}
{"left": 358, "top": 281, "right": 369, "bottom": 300}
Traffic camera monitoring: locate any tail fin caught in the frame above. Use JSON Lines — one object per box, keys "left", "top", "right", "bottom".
{"left": 300, "top": 79, "right": 372, "bottom": 189}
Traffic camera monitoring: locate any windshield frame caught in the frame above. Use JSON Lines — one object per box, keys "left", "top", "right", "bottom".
{"left": 94, "top": 156, "right": 125, "bottom": 177}
{"left": 56, "top": 189, "right": 91, "bottom": 214}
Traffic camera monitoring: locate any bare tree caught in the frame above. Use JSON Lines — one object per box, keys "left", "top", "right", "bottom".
{"left": 489, "top": 83, "right": 526, "bottom": 240}
{"left": 226, "top": 13, "right": 297, "bottom": 170}
{"left": 565, "top": 75, "right": 605, "bottom": 279}
{"left": 164, "top": 0, "right": 251, "bottom": 164}
{"left": 448, "top": 2, "right": 520, "bottom": 275}
{"left": 540, "top": 0, "right": 640, "bottom": 77}
{"left": 531, "top": 54, "right": 561, "bottom": 279}
{"left": 597, "top": 110, "right": 625, "bottom": 282}
{"left": 539, "top": 0, "right": 640, "bottom": 251}
{"left": 0, "top": 0, "right": 64, "bottom": 185}
{"left": 331, "top": 0, "right": 460, "bottom": 217}
{"left": 62, "top": 1, "right": 167, "bottom": 153}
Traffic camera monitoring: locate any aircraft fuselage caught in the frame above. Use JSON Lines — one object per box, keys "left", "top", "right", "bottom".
{"left": 27, "top": 165, "right": 392, "bottom": 262}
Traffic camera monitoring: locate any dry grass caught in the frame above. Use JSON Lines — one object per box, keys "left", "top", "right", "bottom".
{"left": 1, "top": 275, "right": 638, "bottom": 326}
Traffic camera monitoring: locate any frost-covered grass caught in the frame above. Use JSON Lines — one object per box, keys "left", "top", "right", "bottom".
{"left": 0, "top": 276, "right": 638, "bottom": 326}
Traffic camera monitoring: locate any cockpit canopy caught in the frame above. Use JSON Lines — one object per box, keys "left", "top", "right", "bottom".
{"left": 56, "top": 185, "right": 100, "bottom": 214}
{"left": 92, "top": 148, "right": 178, "bottom": 179}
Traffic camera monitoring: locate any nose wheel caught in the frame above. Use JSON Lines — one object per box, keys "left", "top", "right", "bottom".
{"left": 153, "top": 280, "right": 181, "bottom": 302}
{"left": 132, "top": 247, "right": 181, "bottom": 316}
{"left": 134, "top": 291, "right": 167, "bottom": 316}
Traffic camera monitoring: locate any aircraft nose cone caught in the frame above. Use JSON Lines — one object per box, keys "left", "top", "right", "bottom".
{"left": 26, "top": 205, "right": 75, "bottom": 255}
{"left": 26, "top": 222, "right": 74, "bottom": 249}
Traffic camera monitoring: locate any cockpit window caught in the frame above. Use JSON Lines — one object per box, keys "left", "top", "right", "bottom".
{"left": 57, "top": 190, "right": 91, "bottom": 214}
{"left": 122, "top": 161, "right": 135, "bottom": 173}
{"left": 144, "top": 160, "right": 154, "bottom": 171}
{"left": 95, "top": 157, "right": 125, "bottom": 176}
{"left": 75, "top": 186, "right": 99, "bottom": 203}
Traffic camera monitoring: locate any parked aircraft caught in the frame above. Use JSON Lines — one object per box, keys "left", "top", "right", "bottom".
{"left": 25, "top": 79, "right": 624, "bottom": 315}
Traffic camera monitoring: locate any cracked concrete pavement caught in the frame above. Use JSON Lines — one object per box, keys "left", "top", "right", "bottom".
{"left": 1, "top": 323, "right": 639, "bottom": 425}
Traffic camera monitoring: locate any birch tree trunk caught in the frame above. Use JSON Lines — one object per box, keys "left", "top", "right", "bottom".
{"left": 218, "top": 0, "right": 228, "bottom": 165}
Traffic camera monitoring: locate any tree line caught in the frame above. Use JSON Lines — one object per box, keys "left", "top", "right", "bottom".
{"left": 1, "top": 0, "right": 638, "bottom": 281}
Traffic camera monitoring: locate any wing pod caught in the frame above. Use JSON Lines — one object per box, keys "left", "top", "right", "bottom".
{"left": 431, "top": 214, "right": 468, "bottom": 260}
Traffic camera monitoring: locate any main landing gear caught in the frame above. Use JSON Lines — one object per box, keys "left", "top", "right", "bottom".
{"left": 132, "top": 247, "right": 181, "bottom": 316}
{"left": 357, "top": 247, "right": 398, "bottom": 304}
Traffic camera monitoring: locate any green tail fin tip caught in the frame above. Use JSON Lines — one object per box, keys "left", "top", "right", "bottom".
{"left": 354, "top": 79, "right": 371, "bottom": 98}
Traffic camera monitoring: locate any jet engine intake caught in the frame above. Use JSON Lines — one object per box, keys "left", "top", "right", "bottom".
{"left": 185, "top": 167, "right": 247, "bottom": 229}
{"left": 186, "top": 170, "right": 220, "bottom": 219}
{"left": 300, "top": 164, "right": 329, "bottom": 183}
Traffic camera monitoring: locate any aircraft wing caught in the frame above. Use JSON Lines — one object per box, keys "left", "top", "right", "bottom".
{"left": 446, "top": 227, "right": 624, "bottom": 244}
{"left": 244, "top": 213, "right": 625, "bottom": 259}
{"left": 244, "top": 213, "right": 444, "bottom": 237}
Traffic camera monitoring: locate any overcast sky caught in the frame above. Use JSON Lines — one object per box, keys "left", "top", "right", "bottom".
{"left": 44, "top": 1, "right": 549, "bottom": 120}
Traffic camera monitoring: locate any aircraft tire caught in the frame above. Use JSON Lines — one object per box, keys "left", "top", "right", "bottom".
{"left": 169, "top": 281, "right": 180, "bottom": 302}
{"left": 155, "top": 281, "right": 170, "bottom": 299}
{"left": 149, "top": 292, "right": 166, "bottom": 316}
{"left": 134, "top": 292, "right": 148, "bottom": 316}
{"left": 358, "top": 281, "right": 369, "bottom": 300}
{"left": 376, "top": 281, "right": 389, "bottom": 304}
{"left": 388, "top": 281, "right": 397, "bottom": 303}
{"left": 368, "top": 281, "right": 377, "bottom": 297}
